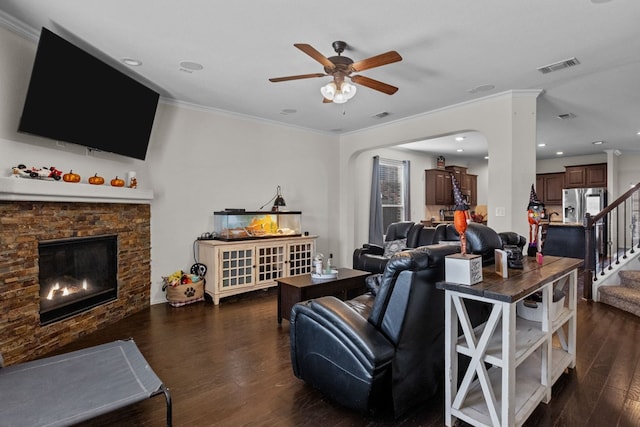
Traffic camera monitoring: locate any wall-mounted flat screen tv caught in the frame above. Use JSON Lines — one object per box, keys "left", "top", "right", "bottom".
{"left": 18, "top": 27, "right": 159, "bottom": 161}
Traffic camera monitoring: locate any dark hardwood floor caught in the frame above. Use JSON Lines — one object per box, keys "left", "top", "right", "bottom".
{"left": 52, "top": 280, "right": 640, "bottom": 427}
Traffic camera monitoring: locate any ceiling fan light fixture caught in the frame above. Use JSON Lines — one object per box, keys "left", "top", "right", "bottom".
{"left": 320, "top": 82, "right": 337, "bottom": 100}
{"left": 321, "top": 81, "right": 356, "bottom": 103}
{"left": 341, "top": 82, "right": 356, "bottom": 100}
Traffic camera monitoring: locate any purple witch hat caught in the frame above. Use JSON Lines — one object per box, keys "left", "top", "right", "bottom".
{"left": 452, "top": 176, "right": 469, "bottom": 211}
{"left": 527, "top": 184, "right": 544, "bottom": 210}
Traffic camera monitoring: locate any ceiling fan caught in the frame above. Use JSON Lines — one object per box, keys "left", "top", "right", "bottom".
{"left": 269, "top": 41, "right": 402, "bottom": 103}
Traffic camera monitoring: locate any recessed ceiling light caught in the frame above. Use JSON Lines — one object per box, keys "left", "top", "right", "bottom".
{"left": 538, "top": 143, "right": 546, "bottom": 147}
{"left": 468, "top": 84, "right": 495, "bottom": 94}
{"left": 636, "top": 131, "right": 640, "bottom": 136}
{"left": 556, "top": 151, "right": 564, "bottom": 155}
{"left": 484, "top": 156, "right": 489, "bottom": 160}
{"left": 456, "top": 149, "right": 464, "bottom": 152}
{"left": 122, "top": 58, "right": 142, "bottom": 66}
{"left": 179, "top": 61, "right": 204, "bottom": 71}
{"left": 455, "top": 136, "right": 465, "bottom": 142}
{"left": 592, "top": 140, "right": 606, "bottom": 145}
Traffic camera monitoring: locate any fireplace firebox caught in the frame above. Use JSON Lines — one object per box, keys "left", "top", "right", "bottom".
{"left": 39, "top": 235, "right": 118, "bottom": 325}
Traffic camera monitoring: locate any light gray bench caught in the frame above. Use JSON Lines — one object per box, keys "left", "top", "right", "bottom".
{"left": 0, "top": 339, "right": 171, "bottom": 426}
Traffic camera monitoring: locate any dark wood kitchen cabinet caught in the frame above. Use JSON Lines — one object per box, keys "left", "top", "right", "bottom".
{"left": 564, "top": 163, "right": 607, "bottom": 188}
{"left": 425, "top": 169, "right": 452, "bottom": 205}
{"left": 466, "top": 174, "right": 477, "bottom": 206}
{"left": 536, "top": 172, "right": 564, "bottom": 205}
{"left": 445, "top": 166, "right": 467, "bottom": 190}
{"left": 426, "top": 167, "right": 477, "bottom": 206}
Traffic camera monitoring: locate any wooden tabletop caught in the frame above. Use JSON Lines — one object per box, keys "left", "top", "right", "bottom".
{"left": 276, "top": 267, "right": 370, "bottom": 289}
{"left": 436, "top": 255, "right": 583, "bottom": 303}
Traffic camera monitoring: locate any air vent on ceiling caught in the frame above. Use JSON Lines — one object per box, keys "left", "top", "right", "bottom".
{"left": 557, "top": 113, "right": 577, "bottom": 120}
{"left": 537, "top": 57, "right": 580, "bottom": 74}
{"left": 372, "top": 112, "right": 392, "bottom": 119}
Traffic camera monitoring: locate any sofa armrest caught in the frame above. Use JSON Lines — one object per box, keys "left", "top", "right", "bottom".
{"left": 353, "top": 244, "right": 388, "bottom": 274}
{"left": 362, "top": 243, "right": 384, "bottom": 254}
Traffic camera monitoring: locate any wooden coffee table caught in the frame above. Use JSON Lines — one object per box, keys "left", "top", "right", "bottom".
{"left": 276, "top": 267, "right": 370, "bottom": 324}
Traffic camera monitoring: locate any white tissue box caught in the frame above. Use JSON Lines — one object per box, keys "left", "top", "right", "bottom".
{"left": 445, "top": 253, "right": 483, "bottom": 285}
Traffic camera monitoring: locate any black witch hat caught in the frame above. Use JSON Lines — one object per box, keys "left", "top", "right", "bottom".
{"left": 527, "top": 184, "right": 545, "bottom": 210}
{"left": 452, "top": 176, "right": 469, "bottom": 211}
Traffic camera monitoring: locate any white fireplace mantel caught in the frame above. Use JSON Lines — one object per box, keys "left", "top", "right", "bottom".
{"left": 0, "top": 177, "right": 153, "bottom": 204}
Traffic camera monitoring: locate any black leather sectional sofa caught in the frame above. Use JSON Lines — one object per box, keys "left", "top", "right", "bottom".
{"left": 353, "top": 221, "right": 525, "bottom": 274}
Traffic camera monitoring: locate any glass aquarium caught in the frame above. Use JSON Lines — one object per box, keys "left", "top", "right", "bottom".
{"left": 213, "top": 210, "right": 302, "bottom": 241}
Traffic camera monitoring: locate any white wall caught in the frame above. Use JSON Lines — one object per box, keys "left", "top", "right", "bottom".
{"left": 1, "top": 26, "right": 338, "bottom": 305}
{"left": 146, "top": 103, "right": 337, "bottom": 303}
{"left": 351, "top": 147, "right": 436, "bottom": 242}
{"left": 339, "top": 91, "right": 540, "bottom": 262}
{"left": 0, "top": 26, "right": 151, "bottom": 185}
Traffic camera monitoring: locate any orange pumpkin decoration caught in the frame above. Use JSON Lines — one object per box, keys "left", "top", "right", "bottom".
{"left": 88, "top": 173, "right": 105, "bottom": 185}
{"left": 110, "top": 176, "right": 125, "bottom": 187}
{"left": 63, "top": 170, "right": 81, "bottom": 183}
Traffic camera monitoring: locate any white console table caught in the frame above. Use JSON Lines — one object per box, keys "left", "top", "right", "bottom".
{"left": 197, "top": 235, "right": 316, "bottom": 304}
{"left": 437, "top": 256, "right": 582, "bottom": 427}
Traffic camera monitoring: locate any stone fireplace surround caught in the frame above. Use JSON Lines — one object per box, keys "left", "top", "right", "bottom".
{"left": 0, "top": 180, "right": 152, "bottom": 366}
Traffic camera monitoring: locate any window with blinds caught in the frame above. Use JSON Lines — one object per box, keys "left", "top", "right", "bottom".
{"left": 379, "top": 159, "right": 406, "bottom": 232}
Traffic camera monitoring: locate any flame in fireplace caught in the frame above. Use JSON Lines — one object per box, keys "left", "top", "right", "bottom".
{"left": 45, "top": 280, "right": 90, "bottom": 300}
{"left": 46, "top": 283, "right": 60, "bottom": 300}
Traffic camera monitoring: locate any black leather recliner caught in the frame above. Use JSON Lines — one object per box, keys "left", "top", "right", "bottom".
{"left": 352, "top": 221, "right": 438, "bottom": 274}
{"left": 498, "top": 231, "right": 527, "bottom": 251}
{"left": 290, "top": 245, "right": 491, "bottom": 417}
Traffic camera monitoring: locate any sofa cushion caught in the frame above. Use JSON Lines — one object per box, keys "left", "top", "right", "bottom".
{"left": 414, "top": 226, "right": 438, "bottom": 247}
{"left": 383, "top": 238, "right": 407, "bottom": 257}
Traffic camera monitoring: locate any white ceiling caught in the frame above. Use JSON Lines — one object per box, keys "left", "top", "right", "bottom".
{"left": 1, "top": 0, "right": 639, "bottom": 161}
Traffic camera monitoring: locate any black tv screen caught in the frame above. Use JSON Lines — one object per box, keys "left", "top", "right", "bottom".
{"left": 18, "top": 28, "right": 159, "bottom": 160}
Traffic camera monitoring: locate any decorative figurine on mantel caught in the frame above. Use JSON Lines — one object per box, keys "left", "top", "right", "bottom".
{"left": 452, "top": 176, "right": 471, "bottom": 255}
{"left": 527, "top": 184, "right": 546, "bottom": 257}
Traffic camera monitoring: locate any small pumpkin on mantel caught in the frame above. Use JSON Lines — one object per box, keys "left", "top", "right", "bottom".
{"left": 88, "top": 173, "right": 105, "bottom": 185}
{"left": 63, "top": 170, "right": 81, "bottom": 183}
{"left": 110, "top": 176, "right": 125, "bottom": 187}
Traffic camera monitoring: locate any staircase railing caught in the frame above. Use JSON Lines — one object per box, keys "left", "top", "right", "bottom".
{"left": 583, "top": 182, "right": 640, "bottom": 300}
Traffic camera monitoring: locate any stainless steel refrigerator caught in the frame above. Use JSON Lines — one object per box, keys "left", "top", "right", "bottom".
{"left": 563, "top": 187, "right": 607, "bottom": 257}
{"left": 562, "top": 187, "right": 607, "bottom": 223}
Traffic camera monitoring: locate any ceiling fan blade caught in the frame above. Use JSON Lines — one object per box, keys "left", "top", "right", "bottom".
{"left": 350, "top": 51, "right": 402, "bottom": 72}
{"left": 269, "top": 73, "right": 326, "bottom": 82}
{"left": 294, "top": 43, "right": 336, "bottom": 70}
{"left": 322, "top": 97, "right": 333, "bottom": 103}
{"left": 350, "top": 75, "right": 399, "bottom": 95}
